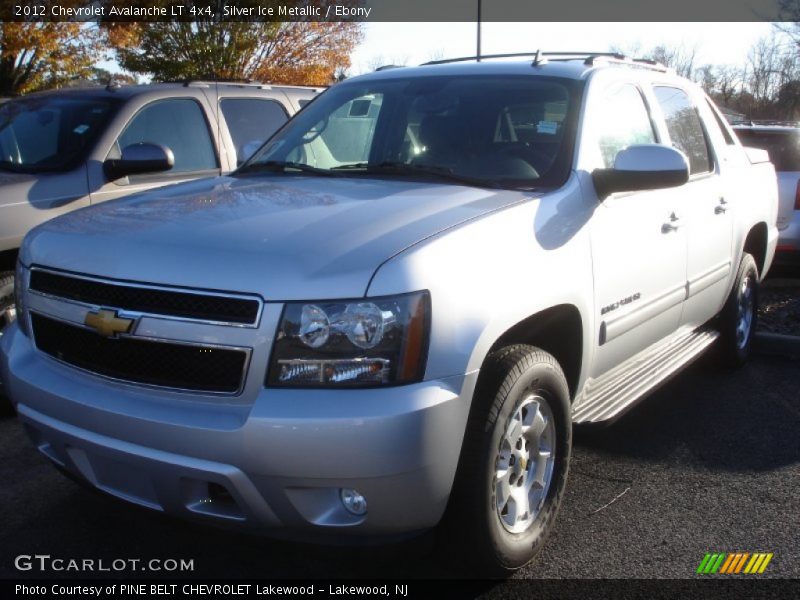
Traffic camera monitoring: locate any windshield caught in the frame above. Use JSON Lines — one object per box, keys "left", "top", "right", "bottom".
{"left": 0, "top": 96, "right": 117, "bottom": 173}
{"left": 735, "top": 129, "right": 800, "bottom": 172}
{"left": 239, "top": 75, "right": 581, "bottom": 190}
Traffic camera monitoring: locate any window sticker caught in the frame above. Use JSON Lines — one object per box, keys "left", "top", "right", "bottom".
{"left": 536, "top": 121, "right": 558, "bottom": 135}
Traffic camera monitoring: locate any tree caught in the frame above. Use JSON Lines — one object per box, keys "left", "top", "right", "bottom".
{"left": 106, "top": 21, "right": 362, "bottom": 86}
{"left": 609, "top": 42, "right": 698, "bottom": 78}
{"left": 776, "top": 0, "right": 800, "bottom": 48}
{"left": 647, "top": 44, "right": 698, "bottom": 79}
{"left": 0, "top": 23, "right": 101, "bottom": 95}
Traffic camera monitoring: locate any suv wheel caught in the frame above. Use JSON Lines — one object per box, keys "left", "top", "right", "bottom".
{"left": 717, "top": 253, "right": 759, "bottom": 368}
{"left": 0, "top": 271, "right": 14, "bottom": 336}
{"left": 445, "top": 345, "right": 571, "bottom": 575}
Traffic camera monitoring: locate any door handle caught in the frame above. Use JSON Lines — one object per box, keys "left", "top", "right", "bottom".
{"left": 662, "top": 222, "right": 679, "bottom": 233}
{"left": 662, "top": 212, "right": 680, "bottom": 233}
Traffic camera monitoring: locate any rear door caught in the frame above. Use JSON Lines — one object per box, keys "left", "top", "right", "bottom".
{"left": 650, "top": 85, "right": 733, "bottom": 327}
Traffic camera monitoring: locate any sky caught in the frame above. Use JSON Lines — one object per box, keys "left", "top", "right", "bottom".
{"left": 98, "top": 21, "right": 778, "bottom": 77}
{"left": 348, "top": 22, "right": 778, "bottom": 74}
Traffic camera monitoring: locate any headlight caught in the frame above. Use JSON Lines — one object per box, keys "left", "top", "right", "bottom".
{"left": 267, "top": 291, "right": 430, "bottom": 387}
{"left": 13, "top": 259, "right": 29, "bottom": 337}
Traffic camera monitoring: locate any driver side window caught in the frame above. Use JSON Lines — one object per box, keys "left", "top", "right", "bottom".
{"left": 110, "top": 98, "right": 218, "bottom": 181}
{"left": 596, "top": 84, "right": 657, "bottom": 167}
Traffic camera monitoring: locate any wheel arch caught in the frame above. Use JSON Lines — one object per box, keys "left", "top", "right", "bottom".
{"left": 482, "top": 304, "right": 584, "bottom": 400}
{"left": 742, "top": 222, "right": 768, "bottom": 278}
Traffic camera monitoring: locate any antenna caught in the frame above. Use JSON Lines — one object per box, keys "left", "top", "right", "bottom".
{"left": 476, "top": 0, "right": 482, "bottom": 62}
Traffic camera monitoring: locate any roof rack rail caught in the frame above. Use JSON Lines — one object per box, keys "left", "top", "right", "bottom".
{"left": 181, "top": 80, "right": 326, "bottom": 91}
{"left": 183, "top": 79, "right": 261, "bottom": 87}
{"left": 421, "top": 51, "right": 669, "bottom": 72}
{"left": 375, "top": 64, "right": 405, "bottom": 71}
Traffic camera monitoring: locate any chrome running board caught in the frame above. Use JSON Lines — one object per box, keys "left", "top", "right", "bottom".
{"left": 573, "top": 326, "right": 719, "bottom": 424}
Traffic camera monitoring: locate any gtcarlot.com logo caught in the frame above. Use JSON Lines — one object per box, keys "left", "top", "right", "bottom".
{"left": 14, "top": 554, "right": 194, "bottom": 572}
{"left": 696, "top": 552, "right": 774, "bottom": 575}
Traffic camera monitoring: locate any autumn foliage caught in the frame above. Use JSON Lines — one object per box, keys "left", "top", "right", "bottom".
{"left": 0, "top": 22, "right": 101, "bottom": 95}
{"left": 106, "top": 21, "right": 363, "bottom": 86}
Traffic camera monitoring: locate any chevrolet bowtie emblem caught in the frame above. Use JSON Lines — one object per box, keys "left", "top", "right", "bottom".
{"left": 84, "top": 309, "right": 135, "bottom": 338}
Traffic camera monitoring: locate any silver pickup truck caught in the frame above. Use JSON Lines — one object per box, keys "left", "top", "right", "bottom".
{"left": 0, "top": 81, "right": 320, "bottom": 334}
{"left": 0, "top": 53, "right": 778, "bottom": 574}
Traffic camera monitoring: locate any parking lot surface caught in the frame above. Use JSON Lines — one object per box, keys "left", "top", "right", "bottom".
{"left": 0, "top": 354, "right": 797, "bottom": 581}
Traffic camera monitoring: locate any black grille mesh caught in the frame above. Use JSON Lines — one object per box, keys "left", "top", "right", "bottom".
{"left": 32, "top": 313, "right": 247, "bottom": 393}
{"left": 30, "top": 270, "right": 259, "bottom": 325}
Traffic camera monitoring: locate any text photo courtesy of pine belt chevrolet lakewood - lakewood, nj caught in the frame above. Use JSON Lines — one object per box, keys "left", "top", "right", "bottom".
{"left": 1, "top": 1, "right": 799, "bottom": 597}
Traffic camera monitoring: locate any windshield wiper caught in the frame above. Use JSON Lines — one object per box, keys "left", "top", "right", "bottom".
{"left": 236, "top": 160, "right": 338, "bottom": 177}
{"left": 332, "top": 161, "right": 502, "bottom": 189}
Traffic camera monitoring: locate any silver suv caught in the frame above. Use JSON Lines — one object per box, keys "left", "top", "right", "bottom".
{"left": 0, "top": 81, "right": 320, "bottom": 335}
{"left": 1, "top": 54, "right": 778, "bottom": 573}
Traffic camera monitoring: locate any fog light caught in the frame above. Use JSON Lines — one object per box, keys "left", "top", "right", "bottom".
{"left": 340, "top": 488, "right": 367, "bottom": 516}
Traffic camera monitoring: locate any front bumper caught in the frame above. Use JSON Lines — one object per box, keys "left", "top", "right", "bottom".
{"left": 1, "top": 324, "right": 476, "bottom": 539}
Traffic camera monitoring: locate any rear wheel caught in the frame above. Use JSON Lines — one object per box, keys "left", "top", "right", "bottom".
{"left": 444, "top": 345, "right": 571, "bottom": 575}
{"left": 717, "top": 253, "right": 759, "bottom": 368}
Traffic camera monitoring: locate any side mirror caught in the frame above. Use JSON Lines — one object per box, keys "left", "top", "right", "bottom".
{"left": 592, "top": 144, "right": 689, "bottom": 199}
{"left": 104, "top": 143, "right": 174, "bottom": 180}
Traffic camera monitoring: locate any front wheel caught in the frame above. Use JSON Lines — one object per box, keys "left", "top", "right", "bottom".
{"left": 717, "top": 253, "right": 759, "bottom": 368}
{"left": 0, "top": 271, "right": 14, "bottom": 335}
{"left": 0, "top": 271, "right": 15, "bottom": 414}
{"left": 444, "top": 345, "right": 572, "bottom": 575}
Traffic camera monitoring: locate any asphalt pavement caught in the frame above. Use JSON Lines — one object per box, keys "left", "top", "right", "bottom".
{"left": 0, "top": 354, "right": 797, "bottom": 584}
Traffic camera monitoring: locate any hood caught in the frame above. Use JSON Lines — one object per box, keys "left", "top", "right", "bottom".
{"left": 22, "top": 175, "right": 527, "bottom": 300}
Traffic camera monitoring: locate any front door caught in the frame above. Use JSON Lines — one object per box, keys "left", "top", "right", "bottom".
{"left": 88, "top": 97, "right": 221, "bottom": 205}
{"left": 587, "top": 81, "right": 688, "bottom": 376}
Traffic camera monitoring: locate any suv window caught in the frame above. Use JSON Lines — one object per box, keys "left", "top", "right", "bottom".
{"left": 654, "top": 87, "right": 713, "bottom": 175}
{"left": 248, "top": 76, "right": 580, "bottom": 190}
{"left": 0, "top": 97, "right": 117, "bottom": 173}
{"left": 115, "top": 98, "right": 217, "bottom": 174}
{"left": 734, "top": 129, "right": 800, "bottom": 172}
{"left": 220, "top": 98, "right": 288, "bottom": 165}
{"left": 596, "top": 84, "right": 656, "bottom": 168}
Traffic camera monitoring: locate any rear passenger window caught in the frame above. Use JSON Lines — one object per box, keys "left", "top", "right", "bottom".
{"left": 595, "top": 84, "right": 656, "bottom": 167}
{"left": 115, "top": 98, "right": 217, "bottom": 175}
{"left": 654, "top": 87, "right": 713, "bottom": 175}
{"left": 220, "top": 98, "right": 288, "bottom": 165}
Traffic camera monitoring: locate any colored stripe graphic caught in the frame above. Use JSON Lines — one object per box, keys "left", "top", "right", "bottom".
{"left": 758, "top": 554, "right": 773, "bottom": 573}
{"left": 697, "top": 553, "right": 712, "bottom": 574}
{"left": 710, "top": 553, "right": 726, "bottom": 573}
{"left": 697, "top": 552, "right": 772, "bottom": 575}
{"left": 734, "top": 553, "right": 749, "bottom": 573}
{"left": 744, "top": 554, "right": 760, "bottom": 573}
{"left": 719, "top": 554, "right": 736, "bottom": 574}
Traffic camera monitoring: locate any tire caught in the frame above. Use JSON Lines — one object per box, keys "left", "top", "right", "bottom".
{"left": 0, "top": 271, "right": 14, "bottom": 332}
{"left": 0, "top": 271, "right": 16, "bottom": 415}
{"left": 443, "top": 345, "right": 572, "bottom": 576}
{"left": 717, "top": 253, "right": 759, "bottom": 368}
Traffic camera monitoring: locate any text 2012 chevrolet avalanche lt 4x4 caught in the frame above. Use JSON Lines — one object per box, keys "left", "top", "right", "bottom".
{"left": 0, "top": 53, "right": 778, "bottom": 574}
